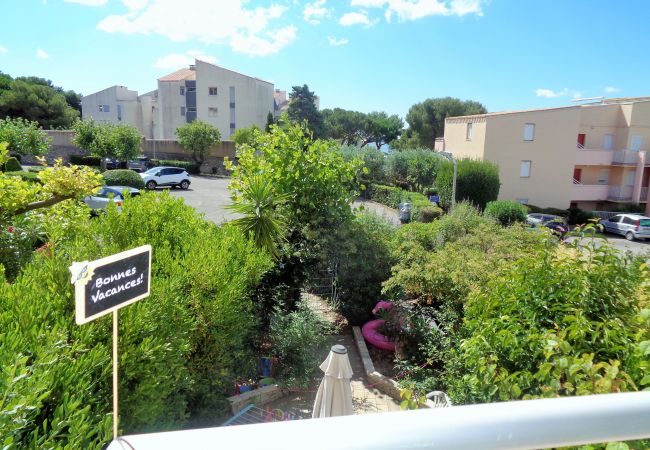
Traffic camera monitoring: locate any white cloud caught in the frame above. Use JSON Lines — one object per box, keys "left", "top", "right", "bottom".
{"left": 0, "top": 45, "right": 7, "bottom": 54}
{"left": 327, "top": 36, "right": 349, "bottom": 46}
{"left": 535, "top": 88, "right": 582, "bottom": 99}
{"left": 339, "top": 11, "right": 372, "bottom": 25}
{"left": 350, "top": 0, "right": 485, "bottom": 22}
{"left": 304, "top": 0, "right": 328, "bottom": 24}
{"left": 604, "top": 86, "right": 620, "bottom": 93}
{"left": 36, "top": 48, "right": 50, "bottom": 59}
{"left": 96, "top": 0, "right": 297, "bottom": 56}
{"left": 153, "top": 50, "right": 217, "bottom": 69}
{"left": 64, "top": 0, "right": 107, "bottom": 5}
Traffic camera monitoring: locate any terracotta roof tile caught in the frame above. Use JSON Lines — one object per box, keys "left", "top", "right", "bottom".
{"left": 158, "top": 68, "right": 196, "bottom": 82}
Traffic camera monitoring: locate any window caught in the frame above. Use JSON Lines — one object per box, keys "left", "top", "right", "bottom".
{"left": 117, "top": 104, "right": 122, "bottom": 121}
{"left": 524, "top": 123, "right": 535, "bottom": 141}
{"left": 230, "top": 123, "right": 236, "bottom": 129}
{"left": 187, "top": 86, "right": 196, "bottom": 93}
{"left": 622, "top": 216, "right": 637, "bottom": 225}
{"left": 230, "top": 102, "right": 236, "bottom": 108}
{"left": 466, "top": 122, "right": 473, "bottom": 141}
{"left": 180, "top": 86, "right": 185, "bottom": 95}
{"left": 630, "top": 135, "right": 642, "bottom": 151}
{"left": 209, "top": 87, "right": 218, "bottom": 96}
{"left": 516, "top": 198, "right": 529, "bottom": 204}
{"left": 99, "top": 104, "right": 110, "bottom": 112}
{"left": 187, "top": 107, "right": 196, "bottom": 113}
{"left": 229, "top": 86, "right": 236, "bottom": 102}
{"left": 597, "top": 169, "right": 609, "bottom": 185}
{"left": 520, "top": 160, "right": 531, "bottom": 177}
{"left": 602, "top": 133, "right": 614, "bottom": 150}
{"left": 609, "top": 215, "right": 622, "bottom": 223}
{"left": 180, "top": 106, "right": 186, "bottom": 116}
{"left": 208, "top": 107, "right": 218, "bottom": 117}
{"left": 625, "top": 170, "right": 636, "bottom": 187}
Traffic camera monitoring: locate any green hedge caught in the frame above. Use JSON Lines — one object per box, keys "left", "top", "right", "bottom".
{"left": 368, "top": 184, "right": 442, "bottom": 222}
{"left": 102, "top": 169, "right": 145, "bottom": 189}
{"left": 436, "top": 158, "right": 500, "bottom": 210}
{"left": 4, "top": 171, "right": 39, "bottom": 183}
{"left": 4, "top": 156, "right": 22, "bottom": 172}
{"left": 484, "top": 200, "right": 527, "bottom": 226}
{"left": 0, "top": 192, "right": 273, "bottom": 447}
{"left": 159, "top": 159, "right": 200, "bottom": 175}
{"left": 70, "top": 154, "right": 102, "bottom": 167}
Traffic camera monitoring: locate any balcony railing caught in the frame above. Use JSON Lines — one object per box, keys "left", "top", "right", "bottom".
{"left": 641, "top": 186, "right": 649, "bottom": 202}
{"left": 572, "top": 183, "right": 609, "bottom": 201}
{"left": 107, "top": 392, "right": 650, "bottom": 450}
{"left": 612, "top": 150, "right": 639, "bottom": 165}
{"left": 574, "top": 147, "right": 614, "bottom": 166}
{"left": 608, "top": 185, "right": 634, "bottom": 201}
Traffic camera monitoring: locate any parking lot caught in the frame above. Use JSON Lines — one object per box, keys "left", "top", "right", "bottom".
{"left": 166, "top": 175, "right": 239, "bottom": 224}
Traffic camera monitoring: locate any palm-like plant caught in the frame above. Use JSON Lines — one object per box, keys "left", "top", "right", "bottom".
{"left": 227, "top": 175, "right": 289, "bottom": 258}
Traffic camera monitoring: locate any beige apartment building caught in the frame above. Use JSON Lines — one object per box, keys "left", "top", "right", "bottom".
{"left": 439, "top": 97, "right": 650, "bottom": 215}
{"left": 82, "top": 60, "right": 275, "bottom": 140}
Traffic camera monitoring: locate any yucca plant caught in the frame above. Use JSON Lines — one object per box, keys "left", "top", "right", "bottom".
{"left": 227, "top": 175, "right": 289, "bottom": 258}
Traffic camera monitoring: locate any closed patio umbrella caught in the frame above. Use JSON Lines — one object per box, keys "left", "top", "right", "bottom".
{"left": 312, "top": 344, "right": 354, "bottom": 418}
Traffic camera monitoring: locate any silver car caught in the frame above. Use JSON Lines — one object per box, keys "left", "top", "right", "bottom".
{"left": 601, "top": 213, "right": 650, "bottom": 241}
{"left": 84, "top": 186, "right": 140, "bottom": 211}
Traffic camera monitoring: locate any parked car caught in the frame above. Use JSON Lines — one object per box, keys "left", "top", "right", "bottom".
{"left": 83, "top": 186, "right": 140, "bottom": 211}
{"left": 601, "top": 213, "right": 650, "bottom": 241}
{"left": 103, "top": 157, "right": 119, "bottom": 170}
{"left": 526, "top": 213, "right": 569, "bottom": 237}
{"left": 140, "top": 166, "right": 191, "bottom": 190}
{"left": 127, "top": 157, "right": 151, "bottom": 172}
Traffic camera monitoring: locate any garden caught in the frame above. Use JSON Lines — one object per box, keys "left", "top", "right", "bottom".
{"left": 1, "top": 117, "right": 649, "bottom": 449}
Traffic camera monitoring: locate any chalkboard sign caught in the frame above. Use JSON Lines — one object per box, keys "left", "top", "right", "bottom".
{"left": 71, "top": 245, "right": 152, "bottom": 324}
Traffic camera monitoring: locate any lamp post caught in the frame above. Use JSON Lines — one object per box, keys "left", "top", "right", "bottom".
{"left": 439, "top": 151, "right": 457, "bottom": 209}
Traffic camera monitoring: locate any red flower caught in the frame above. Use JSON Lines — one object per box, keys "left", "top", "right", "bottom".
{"left": 7, "top": 226, "right": 14, "bottom": 233}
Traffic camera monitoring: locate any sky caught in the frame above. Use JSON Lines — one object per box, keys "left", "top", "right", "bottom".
{"left": 1, "top": 0, "right": 649, "bottom": 120}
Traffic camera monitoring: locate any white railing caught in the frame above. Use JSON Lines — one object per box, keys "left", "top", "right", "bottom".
{"left": 641, "top": 186, "right": 649, "bottom": 201}
{"left": 107, "top": 392, "right": 650, "bottom": 450}
{"left": 576, "top": 142, "right": 585, "bottom": 149}
{"left": 613, "top": 150, "right": 639, "bottom": 164}
{"left": 573, "top": 178, "right": 582, "bottom": 185}
{"left": 609, "top": 185, "right": 634, "bottom": 201}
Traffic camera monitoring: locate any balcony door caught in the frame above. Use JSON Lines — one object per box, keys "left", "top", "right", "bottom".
{"left": 577, "top": 133, "right": 586, "bottom": 148}
{"left": 573, "top": 168, "right": 582, "bottom": 183}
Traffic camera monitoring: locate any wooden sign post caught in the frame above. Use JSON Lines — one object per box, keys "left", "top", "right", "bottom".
{"left": 69, "top": 245, "right": 152, "bottom": 439}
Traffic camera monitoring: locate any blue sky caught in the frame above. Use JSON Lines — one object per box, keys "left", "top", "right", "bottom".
{"left": 1, "top": 0, "right": 649, "bottom": 119}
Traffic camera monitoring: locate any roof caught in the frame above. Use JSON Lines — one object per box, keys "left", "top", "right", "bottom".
{"left": 197, "top": 59, "right": 273, "bottom": 85}
{"left": 447, "top": 97, "right": 650, "bottom": 122}
{"left": 158, "top": 68, "right": 196, "bottom": 82}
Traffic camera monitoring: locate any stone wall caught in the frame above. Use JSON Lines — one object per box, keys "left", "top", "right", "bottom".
{"left": 23, "top": 130, "right": 236, "bottom": 174}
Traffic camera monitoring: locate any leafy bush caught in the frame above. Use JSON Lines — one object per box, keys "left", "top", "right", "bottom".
{"left": 27, "top": 166, "right": 45, "bottom": 173}
{"left": 341, "top": 145, "right": 386, "bottom": 185}
{"left": 318, "top": 212, "right": 396, "bottom": 325}
{"left": 4, "top": 156, "right": 22, "bottom": 172}
{"left": 4, "top": 170, "right": 39, "bottom": 183}
{"left": 436, "top": 158, "right": 500, "bottom": 210}
{"left": 525, "top": 204, "right": 568, "bottom": 217}
{"left": 418, "top": 206, "right": 441, "bottom": 223}
{"left": 102, "top": 169, "right": 145, "bottom": 189}
{"left": 484, "top": 200, "right": 527, "bottom": 226}
{"left": 446, "top": 242, "right": 650, "bottom": 405}
{"left": 385, "top": 148, "right": 443, "bottom": 192}
{"left": 0, "top": 192, "right": 273, "bottom": 447}
{"left": 368, "top": 184, "right": 442, "bottom": 223}
{"left": 268, "top": 301, "right": 333, "bottom": 387}
{"left": 159, "top": 159, "right": 201, "bottom": 175}
{"left": 70, "top": 154, "right": 102, "bottom": 166}
{"left": 566, "top": 207, "right": 594, "bottom": 226}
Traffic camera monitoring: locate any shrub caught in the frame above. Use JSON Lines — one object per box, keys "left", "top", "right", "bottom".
{"left": 446, "top": 242, "right": 649, "bottom": 405}
{"left": 28, "top": 166, "right": 45, "bottom": 173}
{"left": 4, "top": 170, "right": 39, "bottom": 183}
{"left": 385, "top": 148, "right": 443, "bottom": 192}
{"left": 341, "top": 145, "right": 386, "bottom": 185}
{"left": 566, "top": 207, "right": 594, "bottom": 226}
{"left": 268, "top": 301, "right": 333, "bottom": 387}
{"left": 102, "top": 169, "right": 145, "bottom": 189}
{"left": 484, "top": 200, "right": 527, "bottom": 226}
{"left": 159, "top": 159, "right": 201, "bottom": 175}
{"left": 418, "top": 207, "right": 440, "bottom": 223}
{"left": 4, "top": 156, "right": 22, "bottom": 172}
{"left": 0, "top": 192, "right": 273, "bottom": 447}
{"left": 70, "top": 154, "right": 102, "bottom": 166}
{"left": 436, "top": 158, "right": 500, "bottom": 210}
{"left": 525, "top": 204, "right": 568, "bottom": 217}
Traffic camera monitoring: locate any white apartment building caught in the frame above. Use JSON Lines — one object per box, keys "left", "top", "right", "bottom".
{"left": 82, "top": 60, "right": 275, "bottom": 140}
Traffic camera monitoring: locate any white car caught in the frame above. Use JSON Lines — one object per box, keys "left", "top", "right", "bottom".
{"left": 140, "top": 166, "right": 191, "bottom": 190}
{"left": 601, "top": 213, "right": 650, "bottom": 241}
{"left": 84, "top": 186, "right": 140, "bottom": 211}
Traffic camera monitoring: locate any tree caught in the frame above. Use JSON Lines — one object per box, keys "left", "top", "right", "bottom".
{"left": 265, "top": 111, "right": 275, "bottom": 132}
{"left": 402, "top": 97, "right": 487, "bottom": 149}
{"left": 322, "top": 108, "right": 366, "bottom": 145}
{"left": 362, "top": 111, "right": 403, "bottom": 150}
{"left": 72, "top": 120, "right": 143, "bottom": 162}
{"left": 288, "top": 84, "right": 324, "bottom": 139}
{"left": 231, "top": 125, "right": 259, "bottom": 147}
{"left": 176, "top": 120, "right": 221, "bottom": 165}
{"left": 0, "top": 80, "right": 79, "bottom": 129}
{"left": 0, "top": 117, "right": 51, "bottom": 156}
{"left": 436, "top": 158, "right": 500, "bottom": 210}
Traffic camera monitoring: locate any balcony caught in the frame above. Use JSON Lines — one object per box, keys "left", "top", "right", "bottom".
{"left": 641, "top": 186, "right": 649, "bottom": 202}
{"left": 574, "top": 148, "right": 614, "bottom": 166}
{"left": 572, "top": 183, "right": 609, "bottom": 201}
{"left": 612, "top": 150, "right": 639, "bottom": 165}
{"left": 608, "top": 185, "right": 634, "bottom": 201}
